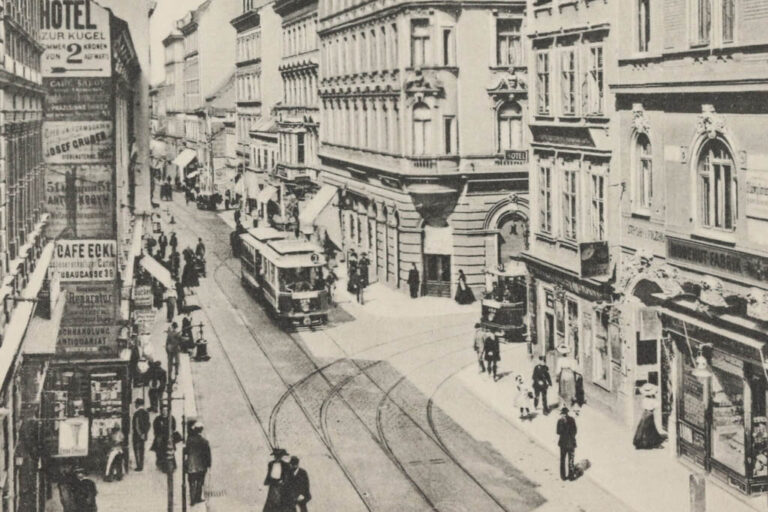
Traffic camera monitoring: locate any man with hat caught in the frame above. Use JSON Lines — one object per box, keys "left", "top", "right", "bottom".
{"left": 483, "top": 332, "right": 501, "bottom": 381}
{"left": 286, "top": 456, "right": 311, "bottom": 512}
{"left": 132, "top": 398, "right": 150, "bottom": 471}
{"left": 531, "top": 356, "right": 553, "bottom": 414}
{"left": 146, "top": 361, "right": 167, "bottom": 412}
{"left": 184, "top": 422, "right": 211, "bottom": 506}
{"left": 556, "top": 407, "right": 578, "bottom": 480}
{"left": 72, "top": 467, "right": 98, "bottom": 511}
{"left": 263, "top": 447, "right": 290, "bottom": 512}
{"left": 473, "top": 324, "right": 486, "bottom": 373}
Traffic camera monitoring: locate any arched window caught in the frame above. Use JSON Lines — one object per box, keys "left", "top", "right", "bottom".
{"left": 697, "top": 139, "right": 737, "bottom": 230}
{"left": 497, "top": 102, "right": 522, "bottom": 152}
{"left": 635, "top": 134, "right": 652, "bottom": 210}
{"left": 412, "top": 103, "right": 431, "bottom": 155}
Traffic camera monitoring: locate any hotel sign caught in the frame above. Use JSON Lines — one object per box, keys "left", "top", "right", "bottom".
{"left": 667, "top": 237, "right": 768, "bottom": 285}
{"left": 503, "top": 150, "right": 529, "bottom": 164}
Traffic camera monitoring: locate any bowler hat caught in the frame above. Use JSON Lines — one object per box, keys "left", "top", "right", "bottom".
{"left": 560, "top": 407, "right": 569, "bottom": 414}
{"left": 271, "top": 447, "right": 287, "bottom": 457}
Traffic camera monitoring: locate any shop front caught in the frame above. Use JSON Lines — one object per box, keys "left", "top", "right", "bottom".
{"left": 665, "top": 306, "right": 768, "bottom": 495}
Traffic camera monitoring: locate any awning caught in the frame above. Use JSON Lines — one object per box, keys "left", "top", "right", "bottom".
{"left": 244, "top": 171, "right": 260, "bottom": 197}
{"left": 173, "top": 149, "right": 197, "bottom": 169}
{"left": 23, "top": 294, "right": 66, "bottom": 356}
{"left": 299, "top": 184, "right": 338, "bottom": 235}
{"left": 185, "top": 169, "right": 201, "bottom": 180}
{"left": 139, "top": 256, "right": 174, "bottom": 289}
{"left": 257, "top": 185, "right": 278, "bottom": 204}
{"left": 424, "top": 226, "right": 453, "bottom": 255}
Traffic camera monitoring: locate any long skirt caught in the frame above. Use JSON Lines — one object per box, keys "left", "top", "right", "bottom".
{"left": 263, "top": 484, "right": 285, "bottom": 512}
{"left": 633, "top": 409, "right": 665, "bottom": 449}
{"left": 455, "top": 285, "right": 475, "bottom": 305}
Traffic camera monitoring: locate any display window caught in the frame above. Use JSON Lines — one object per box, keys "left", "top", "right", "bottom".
{"left": 711, "top": 362, "right": 746, "bottom": 475}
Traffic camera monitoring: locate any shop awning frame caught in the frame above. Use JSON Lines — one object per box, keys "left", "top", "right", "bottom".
{"left": 139, "top": 256, "right": 174, "bottom": 289}
{"left": 299, "top": 184, "right": 337, "bottom": 235}
{"left": 23, "top": 294, "right": 66, "bottom": 356}
{"left": 185, "top": 169, "right": 201, "bottom": 180}
{"left": 172, "top": 149, "right": 197, "bottom": 169}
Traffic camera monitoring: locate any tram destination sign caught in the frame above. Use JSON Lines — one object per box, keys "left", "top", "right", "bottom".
{"left": 667, "top": 237, "right": 768, "bottom": 285}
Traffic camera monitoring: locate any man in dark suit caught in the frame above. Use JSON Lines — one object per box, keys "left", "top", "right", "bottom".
{"left": 531, "top": 356, "right": 553, "bottom": 414}
{"left": 184, "top": 423, "right": 211, "bottom": 506}
{"left": 146, "top": 361, "right": 166, "bottom": 412}
{"left": 407, "top": 263, "right": 419, "bottom": 298}
{"left": 132, "top": 399, "right": 150, "bottom": 471}
{"left": 158, "top": 232, "right": 168, "bottom": 260}
{"left": 286, "top": 456, "right": 311, "bottom": 512}
{"left": 556, "top": 407, "right": 577, "bottom": 480}
{"left": 483, "top": 334, "right": 500, "bottom": 381}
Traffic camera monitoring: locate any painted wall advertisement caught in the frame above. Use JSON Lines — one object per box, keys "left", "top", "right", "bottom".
{"left": 50, "top": 240, "right": 117, "bottom": 282}
{"left": 57, "top": 282, "right": 120, "bottom": 358}
{"left": 41, "top": 0, "right": 112, "bottom": 78}
{"left": 44, "top": 77, "right": 111, "bottom": 121}
{"left": 46, "top": 164, "right": 114, "bottom": 239}
{"left": 43, "top": 121, "right": 113, "bottom": 164}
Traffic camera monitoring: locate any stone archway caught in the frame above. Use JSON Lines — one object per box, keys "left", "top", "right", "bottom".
{"left": 483, "top": 195, "right": 529, "bottom": 269}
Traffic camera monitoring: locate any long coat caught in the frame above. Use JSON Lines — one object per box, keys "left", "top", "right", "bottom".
{"left": 557, "top": 415, "right": 578, "bottom": 451}
{"left": 263, "top": 460, "right": 290, "bottom": 512}
{"left": 184, "top": 433, "right": 211, "bottom": 474}
{"left": 286, "top": 467, "right": 311, "bottom": 505}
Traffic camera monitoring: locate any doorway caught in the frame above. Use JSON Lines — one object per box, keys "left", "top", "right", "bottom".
{"left": 423, "top": 254, "right": 451, "bottom": 297}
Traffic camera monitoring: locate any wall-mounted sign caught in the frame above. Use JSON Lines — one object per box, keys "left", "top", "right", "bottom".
{"left": 580, "top": 241, "right": 610, "bottom": 278}
{"left": 504, "top": 150, "right": 529, "bottom": 163}
{"left": 60, "top": 282, "right": 118, "bottom": 327}
{"left": 51, "top": 240, "right": 116, "bottom": 282}
{"left": 43, "top": 121, "right": 113, "bottom": 164}
{"left": 43, "top": 77, "right": 111, "bottom": 121}
{"left": 45, "top": 164, "right": 114, "bottom": 239}
{"left": 667, "top": 236, "right": 768, "bottom": 285}
{"left": 56, "top": 417, "right": 89, "bottom": 457}
{"left": 746, "top": 171, "right": 768, "bottom": 221}
{"left": 41, "top": 0, "right": 111, "bottom": 78}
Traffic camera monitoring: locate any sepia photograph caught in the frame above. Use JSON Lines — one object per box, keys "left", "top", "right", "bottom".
{"left": 0, "top": 0, "right": 766, "bottom": 510}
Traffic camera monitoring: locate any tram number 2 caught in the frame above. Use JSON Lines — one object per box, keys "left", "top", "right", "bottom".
{"left": 67, "top": 43, "right": 83, "bottom": 64}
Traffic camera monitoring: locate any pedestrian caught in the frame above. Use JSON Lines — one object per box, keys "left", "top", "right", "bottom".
{"left": 132, "top": 399, "right": 150, "bottom": 471}
{"left": 556, "top": 407, "right": 577, "bottom": 481}
{"left": 473, "top": 324, "right": 486, "bottom": 373}
{"left": 72, "top": 467, "right": 98, "bottom": 512}
{"left": 146, "top": 361, "right": 166, "bottom": 412}
{"left": 514, "top": 375, "right": 533, "bottom": 420}
{"left": 355, "top": 270, "right": 365, "bottom": 305}
{"left": 359, "top": 253, "right": 370, "bottom": 289}
{"left": 170, "top": 232, "right": 178, "bottom": 252}
{"left": 483, "top": 333, "right": 500, "bottom": 381}
{"left": 263, "top": 447, "right": 290, "bottom": 512}
{"left": 196, "top": 237, "right": 207, "bottom": 276}
{"left": 104, "top": 425, "right": 125, "bottom": 481}
{"left": 158, "top": 232, "right": 168, "bottom": 260}
{"left": 407, "top": 263, "right": 419, "bottom": 298}
{"left": 181, "top": 312, "right": 194, "bottom": 352}
{"left": 234, "top": 208, "right": 242, "bottom": 226}
{"left": 454, "top": 269, "right": 475, "bottom": 304}
{"left": 146, "top": 237, "right": 156, "bottom": 258}
{"left": 347, "top": 250, "right": 357, "bottom": 276}
{"left": 531, "top": 356, "right": 553, "bottom": 415}
{"left": 58, "top": 468, "right": 78, "bottom": 512}
{"left": 151, "top": 405, "right": 177, "bottom": 473}
{"left": 165, "top": 286, "right": 177, "bottom": 323}
{"left": 184, "top": 423, "right": 212, "bottom": 506}
{"left": 170, "top": 250, "right": 181, "bottom": 281}
{"left": 633, "top": 383, "right": 666, "bottom": 450}
{"left": 152, "top": 281, "right": 163, "bottom": 309}
{"left": 557, "top": 347, "right": 578, "bottom": 410}
{"left": 325, "top": 267, "right": 337, "bottom": 305}
{"left": 176, "top": 280, "right": 185, "bottom": 313}
{"left": 166, "top": 322, "right": 181, "bottom": 380}
{"left": 347, "top": 268, "right": 358, "bottom": 295}
{"left": 286, "top": 456, "right": 311, "bottom": 512}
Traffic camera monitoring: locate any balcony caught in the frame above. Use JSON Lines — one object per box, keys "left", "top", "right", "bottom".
{"left": 273, "top": 105, "right": 319, "bottom": 123}
{"left": 275, "top": 162, "right": 311, "bottom": 181}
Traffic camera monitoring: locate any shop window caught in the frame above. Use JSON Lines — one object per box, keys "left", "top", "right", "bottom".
{"left": 697, "top": 138, "right": 736, "bottom": 231}
{"left": 711, "top": 364, "right": 746, "bottom": 475}
{"left": 636, "top": 338, "right": 658, "bottom": 366}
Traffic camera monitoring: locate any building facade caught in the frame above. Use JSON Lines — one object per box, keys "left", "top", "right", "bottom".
{"left": 315, "top": 0, "right": 530, "bottom": 296}
{"left": 158, "top": 31, "right": 185, "bottom": 180}
{"left": 611, "top": 0, "right": 768, "bottom": 495}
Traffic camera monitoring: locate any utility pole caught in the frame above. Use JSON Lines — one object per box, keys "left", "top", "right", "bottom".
{"left": 166, "top": 343, "right": 177, "bottom": 512}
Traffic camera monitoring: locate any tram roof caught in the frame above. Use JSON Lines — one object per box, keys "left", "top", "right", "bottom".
{"left": 260, "top": 240, "right": 326, "bottom": 268}
{"left": 246, "top": 227, "right": 290, "bottom": 243}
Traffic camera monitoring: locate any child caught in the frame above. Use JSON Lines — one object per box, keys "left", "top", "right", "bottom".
{"left": 514, "top": 375, "right": 534, "bottom": 420}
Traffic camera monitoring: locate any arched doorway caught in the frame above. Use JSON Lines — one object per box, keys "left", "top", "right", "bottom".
{"left": 496, "top": 211, "right": 528, "bottom": 265}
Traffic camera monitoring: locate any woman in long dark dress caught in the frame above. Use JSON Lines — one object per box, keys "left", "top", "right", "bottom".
{"left": 633, "top": 384, "right": 666, "bottom": 449}
{"left": 263, "top": 448, "right": 290, "bottom": 512}
{"left": 455, "top": 269, "right": 475, "bottom": 304}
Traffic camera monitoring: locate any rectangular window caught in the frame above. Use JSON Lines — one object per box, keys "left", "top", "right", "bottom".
{"left": 442, "top": 28, "right": 455, "bottom": 66}
{"left": 536, "top": 52, "right": 550, "bottom": 115}
{"left": 637, "top": 136, "right": 653, "bottom": 209}
{"left": 560, "top": 49, "right": 577, "bottom": 116}
{"left": 591, "top": 174, "right": 605, "bottom": 241}
{"left": 584, "top": 45, "right": 604, "bottom": 115}
{"left": 694, "top": 0, "right": 712, "bottom": 45}
{"left": 496, "top": 19, "right": 521, "bottom": 67}
{"left": 637, "top": 0, "right": 650, "bottom": 52}
{"left": 443, "top": 116, "right": 455, "bottom": 154}
{"left": 297, "top": 133, "right": 305, "bottom": 164}
{"left": 411, "top": 19, "right": 430, "bottom": 67}
{"left": 539, "top": 164, "right": 552, "bottom": 233}
{"left": 563, "top": 169, "right": 577, "bottom": 240}
{"left": 722, "top": 0, "right": 734, "bottom": 43}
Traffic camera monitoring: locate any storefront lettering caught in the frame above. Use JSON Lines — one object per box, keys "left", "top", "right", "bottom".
{"left": 627, "top": 224, "right": 665, "bottom": 243}
{"left": 41, "top": 0, "right": 98, "bottom": 31}
{"left": 668, "top": 237, "right": 768, "bottom": 284}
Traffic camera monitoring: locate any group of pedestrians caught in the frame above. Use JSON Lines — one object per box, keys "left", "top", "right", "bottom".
{"left": 346, "top": 250, "right": 369, "bottom": 305}
{"left": 263, "top": 448, "right": 312, "bottom": 512}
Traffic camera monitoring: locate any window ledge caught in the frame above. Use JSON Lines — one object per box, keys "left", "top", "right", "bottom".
{"left": 535, "top": 232, "right": 556, "bottom": 244}
{"left": 489, "top": 64, "right": 527, "bottom": 72}
{"left": 631, "top": 211, "right": 651, "bottom": 220}
{"left": 558, "top": 239, "right": 578, "bottom": 251}
{"left": 534, "top": 115, "right": 555, "bottom": 122}
{"left": 690, "top": 230, "right": 737, "bottom": 247}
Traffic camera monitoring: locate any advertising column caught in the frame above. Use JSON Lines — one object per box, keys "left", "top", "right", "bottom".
{"left": 41, "top": 0, "right": 129, "bottom": 471}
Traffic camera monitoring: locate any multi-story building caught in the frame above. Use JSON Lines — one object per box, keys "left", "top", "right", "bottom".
{"left": 231, "top": 0, "right": 282, "bottom": 218}
{"left": 273, "top": 0, "right": 320, "bottom": 215}
{"left": 611, "top": 0, "right": 768, "bottom": 496}
{"left": 314, "top": 0, "right": 530, "bottom": 296}
{"left": 522, "top": 0, "right": 622, "bottom": 422}
{"left": 160, "top": 30, "right": 185, "bottom": 179}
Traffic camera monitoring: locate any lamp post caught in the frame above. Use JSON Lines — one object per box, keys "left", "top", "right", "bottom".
{"left": 690, "top": 344, "right": 713, "bottom": 512}
{"left": 165, "top": 341, "right": 179, "bottom": 512}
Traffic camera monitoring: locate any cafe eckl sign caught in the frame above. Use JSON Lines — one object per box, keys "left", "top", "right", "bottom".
{"left": 41, "top": 0, "right": 112, "bottom": 78}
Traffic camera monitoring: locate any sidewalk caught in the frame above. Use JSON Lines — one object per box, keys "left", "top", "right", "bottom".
{"left": 459, "top": 343, "right": 765, "bottom": 512}
{"left": 47, "top": 307, "right": 204, "bottom": 512}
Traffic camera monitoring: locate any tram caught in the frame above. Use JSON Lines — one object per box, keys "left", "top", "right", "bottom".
{"left": 240, "top": 229, "right": 331, "bottom": 327}
{"left": 480, "top": 261, "right": 528, "bottom": 342}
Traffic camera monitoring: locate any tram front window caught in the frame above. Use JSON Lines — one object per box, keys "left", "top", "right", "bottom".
{"left": 279, "top": 267, "right": 325, "bottom": 292}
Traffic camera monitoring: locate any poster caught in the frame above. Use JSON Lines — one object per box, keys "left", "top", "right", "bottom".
{"left": 43, "top": 77, "right": 111, "bottom": 121}
{"left": 746, "top": 171, "right": 768, "bottom": 221}
{"left": 61, "top": 282, "right": 118, "bottom": 326}
{"left": 43, "top": 121, "right": 114, "bottom": 164}
{"left": 45, "top": 164, "right": 114, "bottom": 239}
{"left": 50, "top": 240, "right": 117, "bottom": 282}
{"left": 41, "top": 0, "right": 112, "bottom": 78}
{"left": 132, "top": 285, "right": 153, "bottom": 307}
{"left": 56, "top": 417, "right": 89, "bottom": 457}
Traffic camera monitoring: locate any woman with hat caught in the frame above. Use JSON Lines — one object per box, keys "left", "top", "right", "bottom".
{"left": 557, "top": 346, "right": 578, "bottom": 409}
{"left": 633, "top": 383, "right": 666, "bottom": 449}
{"left": 263, "top": 447, "right": 290, "bottom": 512}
